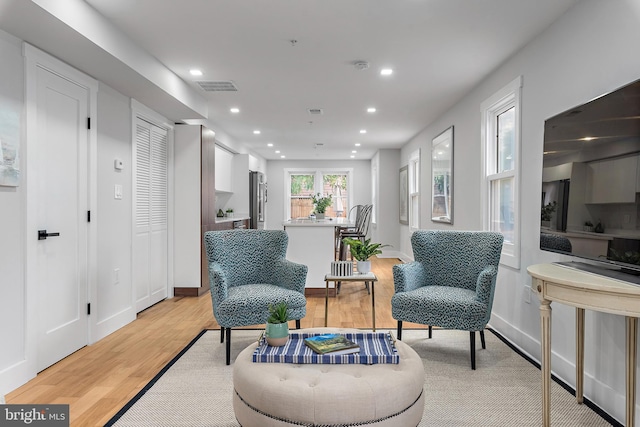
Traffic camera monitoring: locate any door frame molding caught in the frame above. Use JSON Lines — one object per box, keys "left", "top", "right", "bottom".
{"left": 24, "top": 43, "right": 98, "bottom": 373}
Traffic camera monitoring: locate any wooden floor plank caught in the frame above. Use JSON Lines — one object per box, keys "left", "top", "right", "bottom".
{"left": 6, "top": 257, "right": 428, "bottom": 426}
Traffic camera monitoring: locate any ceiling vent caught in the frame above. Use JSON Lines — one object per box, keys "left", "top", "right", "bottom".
{"left": 314, "top": 143, "right": 324, "bottom": 149}
{"left": 308, "top": 108, "right": 324, "bottom": 115}
{"left": 196, "top": 81, "right": 238, "bottom": 92}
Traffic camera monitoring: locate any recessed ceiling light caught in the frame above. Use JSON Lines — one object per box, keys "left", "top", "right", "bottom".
{"left": 267, "top": 143, "right": 273, "bottom": 147}
{"left": 230, "top": 107, "right": 240, "bottom": 113}
{"left": 352, "top": 150, "right": 357, "bottom": 154}
{"left": 350, "top": 155, "right": 355, "bottom": 158}
{"left": 253, "top": 130, "right": 261, "bottom": 135}
{"left": 280, "top": 155, "right": 286, "bottom": 158}
{"left": 355, "top": 143, "right": 361, "bottom": 147}
{"left": 275, "top": 150, "right": 280, "bottom": 153}
{"left": 380, "top": 68, "right": 393, "bottom": 76}
{"left": 359, "top": 129, "right": 367, "bottom": 134}
{"left": 190, "top": 69, "right": 203, "bottom": 76}
{"left": 367, "top": 107, "right": 376, "bottom": 113}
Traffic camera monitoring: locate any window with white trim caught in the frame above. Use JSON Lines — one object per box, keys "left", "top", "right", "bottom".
{"left": 481, "top": 76, "right": 522, "bottom": 269}
{"left": 409, "top": 150, "right": 420, "bottom": 229}
{"left": 285, "top": 168, "right": 353, "bottom": 220}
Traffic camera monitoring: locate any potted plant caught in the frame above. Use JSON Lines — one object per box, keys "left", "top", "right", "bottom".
{"left": 225, "top": 208, "right": 234, "bottom": 218}
{"left": 583, "top": 220, "right": 594, "bottom": 232}
{"left": 541, "top": 201, "right": 557, "bottom": 228}
{"left": 265, "top": 302, "right": 289, "bottom": 346}
{"left": 341, "top": 237, "right": 389, "bottom": 274}
{"left": 311, "top": 193, "right": 332, "bottom": 219}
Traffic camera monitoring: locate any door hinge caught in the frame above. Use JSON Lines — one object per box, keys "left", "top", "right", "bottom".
{"left": 87, "top": 210, "right": 91, "bottom": 222}
{"left": 87, "top": 117, "right": 91, "bottom": 130}
{"left": 87, "top": 303, "right": 91, "bottom": 315}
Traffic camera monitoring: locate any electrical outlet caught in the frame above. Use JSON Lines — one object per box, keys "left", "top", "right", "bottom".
{"left": 523, "top": 284, "right": 531, "bottom": 304}
{"left": 114, "top": 268, "right": 120, "bottom": 285}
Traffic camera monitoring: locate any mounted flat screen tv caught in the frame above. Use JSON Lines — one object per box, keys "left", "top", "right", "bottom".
{"left": 541, "top": 78, "right": 640, "bottom": 283}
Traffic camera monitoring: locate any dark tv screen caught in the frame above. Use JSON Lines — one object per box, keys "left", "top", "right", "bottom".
{"left": 541, "top": 78, "right": 640, "bottom": 279}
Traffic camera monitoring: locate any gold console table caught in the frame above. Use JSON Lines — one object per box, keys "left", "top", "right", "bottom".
{"left": 527, "top": 263, "right": 640, "bottom": 427}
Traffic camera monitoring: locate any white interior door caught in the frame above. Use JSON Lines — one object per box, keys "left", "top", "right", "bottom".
{"left": 134, "top": 118, "right": 168, "bottom": 312}
{"left": 35, "top": 66, "right": 89, "bottom": 371}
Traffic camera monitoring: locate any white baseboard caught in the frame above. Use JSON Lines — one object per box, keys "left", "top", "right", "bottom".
{"left": 92, "top": 307, "right": 136, "bottom": 344}
{"left": 377, "top": 250, "right": 412, "bottom": 263}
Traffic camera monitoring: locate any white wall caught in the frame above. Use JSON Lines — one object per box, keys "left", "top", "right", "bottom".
{"left": 371, "top": 149, "right": 401, "bottom": 256}
{"left": 400, "top": 0, "right": 640, "bottom": 423}
{"left": 0, "top": 29, "right": 27, "bottom": 395}
{"left": 265, "top": 159, "right": 372, "bottom": 230}
{"left": 95, "top": 83, "right": 136, "bottom": 335}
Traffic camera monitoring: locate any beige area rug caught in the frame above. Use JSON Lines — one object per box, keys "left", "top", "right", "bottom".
{"left": 106, "top": 329, "right": 615, "bottom": 426}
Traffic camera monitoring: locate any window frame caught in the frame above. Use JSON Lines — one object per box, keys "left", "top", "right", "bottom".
{"left": 284, "top": 168, "right": 353, "bottom": 220}
{"left": 480, "top": 76, "right": 522, "bottom": 269}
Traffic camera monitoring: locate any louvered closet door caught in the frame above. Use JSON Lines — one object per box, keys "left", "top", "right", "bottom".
{"left": 134, "top": 117, "right": 168, "bottom": 312}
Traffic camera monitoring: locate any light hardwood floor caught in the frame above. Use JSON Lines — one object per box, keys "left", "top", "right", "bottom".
{"left": 6, "top": 257, "right": 427, "bottom": 426}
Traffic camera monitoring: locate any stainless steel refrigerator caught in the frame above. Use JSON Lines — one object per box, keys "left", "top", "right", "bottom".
{"left": 249, "top": 171, "right": 266, "bottom": 229}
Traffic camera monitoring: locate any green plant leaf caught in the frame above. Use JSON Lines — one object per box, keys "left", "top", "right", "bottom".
{"left": 267, "top": 302, "right": 289, "bottom": 324}
{"left": 342, "top": 237, "right": 390, "bottom": 261}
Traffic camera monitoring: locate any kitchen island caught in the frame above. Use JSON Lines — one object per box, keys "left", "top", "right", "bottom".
{"left": 283, "top": 217, "right": 354, "bottom": 292}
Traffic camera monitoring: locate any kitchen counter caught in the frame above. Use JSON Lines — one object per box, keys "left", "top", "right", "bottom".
{"left": 283, "top": 217, "right": 353, "bottom": 227}
{"left": 543, "top": 229, "right": 612, "bottom": 241}
{"left": 283, "top": 217, "right": 354, "bottom": 289}
{"left": 215, "top": 216, "right": 250, "bottom": 224}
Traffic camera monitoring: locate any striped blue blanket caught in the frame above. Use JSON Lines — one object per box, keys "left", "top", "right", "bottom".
{"left": 252, "top": 332, "right": 399, "bottom": 364}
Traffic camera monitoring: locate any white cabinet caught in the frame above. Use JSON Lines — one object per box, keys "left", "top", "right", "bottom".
{"left": 215, "top": 145, "right": 234, "bottom": 192}
{"left": 585, "top": 155, "right": 638, "bottom": 204}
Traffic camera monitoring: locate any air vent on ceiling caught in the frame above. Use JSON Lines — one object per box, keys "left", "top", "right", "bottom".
{"left": 196, "top": 81, "right": 238, "bottom": 92}
{"left": 308, "top": 108, "right": 324, "bottom": 115}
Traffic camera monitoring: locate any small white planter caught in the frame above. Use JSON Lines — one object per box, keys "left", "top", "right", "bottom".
{"left": 357, "top": 260, "right": 371, "bottom": 274}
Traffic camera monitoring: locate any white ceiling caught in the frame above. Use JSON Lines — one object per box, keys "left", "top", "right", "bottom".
{"left": 2, "top": 0, "right": 579, "bottom": 160}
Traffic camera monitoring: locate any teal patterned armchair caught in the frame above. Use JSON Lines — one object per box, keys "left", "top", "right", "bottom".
{"left": 392, "top": 230, "right": 503, "bottom": 369}
{"left": 204, "top": 229, "right": 308, "bottom": 365}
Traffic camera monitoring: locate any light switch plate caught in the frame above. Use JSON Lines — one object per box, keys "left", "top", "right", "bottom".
{"left": 114, "top": 184, "right": 123, "bottom": 200}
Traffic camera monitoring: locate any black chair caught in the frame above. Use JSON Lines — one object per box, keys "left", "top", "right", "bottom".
{"left": 337, "top": 204, "right": 373, "bottom": 261}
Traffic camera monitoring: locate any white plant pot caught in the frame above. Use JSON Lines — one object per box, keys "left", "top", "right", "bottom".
{"left": 357, "top": 260, "right": 371, "bottom": 274}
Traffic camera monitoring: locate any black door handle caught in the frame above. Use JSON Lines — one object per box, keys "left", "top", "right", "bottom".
{"left": 38, "top": 230, "right": 60, "bottom": 240}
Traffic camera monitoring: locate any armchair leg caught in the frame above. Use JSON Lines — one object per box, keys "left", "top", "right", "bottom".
{"left": 225, "top": 328, "right": 232, "bottom": 366}
{"left": 397, "top": 321, "right": 403, "bottom": 340}
{"left": 428, "top": 325, "right": 432, "bottom": 339}
{"left": 480, "top": 330, "right": 486, "bottom": 349}
{"left": 470, "top": 331, "right": 476, "bottom": 370}
{"left": 221, "top": 327, "right": 225, "bottom": 343}
{"left": 295, "top": 319, "right": 300, "bottom": 329}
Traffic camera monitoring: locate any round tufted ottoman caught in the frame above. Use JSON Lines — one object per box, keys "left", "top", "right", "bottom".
{"left": 232, "top": 328, "right": 425, "bottom": 426}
